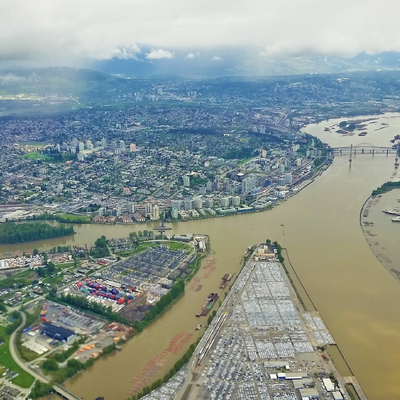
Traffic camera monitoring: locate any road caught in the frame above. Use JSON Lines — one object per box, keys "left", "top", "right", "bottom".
{"left": 9, "top": 311, "right": 50, "bottom": 384}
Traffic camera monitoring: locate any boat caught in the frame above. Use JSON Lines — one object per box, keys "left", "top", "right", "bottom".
{"left": 382, "top": 209, "right": 400, "bottom": 216}
{"left": 219, "top": 274, "right": 232, "bottom": 289}
{"left": 392, "top": 217, "right": 400, "bottom": 222}
{"left": 196, "top": 293, "right": 219, "bottom": 317}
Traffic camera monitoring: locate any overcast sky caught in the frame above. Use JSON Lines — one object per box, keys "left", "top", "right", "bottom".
{"left": 1, "top": 0, "right": 399, "bottom": 64}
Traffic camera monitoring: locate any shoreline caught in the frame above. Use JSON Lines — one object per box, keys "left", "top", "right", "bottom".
{"left": 360, "top": 189, "right": 400, "bottom": 284}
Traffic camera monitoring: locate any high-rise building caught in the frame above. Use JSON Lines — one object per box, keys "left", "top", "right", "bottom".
{"left": 123, "top": 187, "right": 131, "bottom": 195}
{"left": 285, "top": 173, "right": 293, "bottom": 184}
{"left": 279, "top": 164, "right": 285, "bottom": 173}
{"left": 171, "top": 208, "right": 179, "bottom": 219}
{"left": 78, "top": 142, "right": 85, "bottom": 152}
{"left": 71, "top": 138, "right": 78, "bottom": 148}
{"left": 86, "top": 139, "right": 92, "bottom": 149}
{"left": 205, "top": 199, "right": 213, "bottom": 208}
{"left": 145, "top": 203, "right": 153, "bottom": 214}
{"left": 199, "top": 186, "right": 206, "bottom": 195}
{"left": 101, "top": 137, "right": 106, "bottom": 147}
{"left": 164, "top": 184, "right": 171, "bottom": 193}
{"left": 119, "top": 140, "right": 125, "bottom": 151}
{"left": 184, "top": 198, "right": 192, "bottom": 211}
{"left": 220, "top": 197, "right": 230, "bottom": 207}
{"left": 193, "top": 199, "right": 203, "bottom": 209}
{"left": 182, "top": 175, "right": 190, "bottom": 187}
{"left": 129, "top": 204, "right": 135, "bottom": 214}
{"left": 231, "top": 196, "right": 241, "bottom": 206}
{"left": 206, "top": 181, "right": 213, "bottom": 192}
{"left": 172, "top": 200, "right": 181, "bottom": 210}
{"left": 152, "top": 204, "right": 160, "bottom": 220}
{"left": 260, "top": 149, "right": 267, "bottom": 158}
{"left": 77, "top": 153, "right": 85, "bottom": 161}
{"left": 130, "top": 143, "right": 137, "bottom": 152}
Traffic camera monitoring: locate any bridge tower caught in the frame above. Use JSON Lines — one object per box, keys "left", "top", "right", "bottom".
{"left": 349, "top": 144, "right": 353, "bottom": 166}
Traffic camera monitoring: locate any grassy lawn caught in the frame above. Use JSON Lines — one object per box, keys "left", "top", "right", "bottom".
{"left": 21, "top": 152, "right": 53, "bottom": 161}
{"left": 164, "top": 241, "right": 191, "bottom": 251}
{"left": 0, "top": 270, "right": 35, "bottom": 289}
{"left": 0, "top": 326, "right": 35, "bottom": 388}
{"left": 43, "top": 275, "right": 64, "bottom": 285}
{"left": 237, "top": 157, "right": 253, "bottom": 165}
{"left": 55, "top": 262, "right": 74, "bottom": 270}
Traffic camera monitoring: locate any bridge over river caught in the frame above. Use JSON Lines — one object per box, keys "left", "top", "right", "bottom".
{"left": 331, "top": 143, "right": 397, "bottom": 155}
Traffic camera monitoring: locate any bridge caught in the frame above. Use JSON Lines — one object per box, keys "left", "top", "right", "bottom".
{"left": 330, "top": 143, "right": 400, "bottom": 168}
{"left": 332, "top": 143, "right": 397, "bottom": 155}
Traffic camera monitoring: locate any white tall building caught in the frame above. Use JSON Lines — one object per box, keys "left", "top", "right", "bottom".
{"left": 184, "top": 198, "right": 192, "bottom": 211}
{"left": 220, "top": 197, "right": 230, "bottom": 207}
{"left": 231, "top": 196, "right": 241, "bottom": 206}
{"left": 171, "top": 208, "right": 179, "bottom": 219}
{"left": 205, "top": 199, "right": 213, "bottom": 208}
{"left": 145, "top": 203, "right": 153, "bottom": 214}
{"left": 130, "top": 143, "right": 137, "bottom": 152}
{"left": 101, "top": 137, "right": 106, "bottom": 147}
{"left": 193, "top": 199, "right": 203, "bottom": 209}
{"left": 172, "top": 200, "right": 181, "bottom": 210}
{"left": 182, "top": 175, "right": 190, "bottom": 187}
{"left": 78, "top": 142, "right": 85, "bottom": 152}
{"left": 285, "top": 173, "right": 293, "bottom": 184}
{"left": 152, "top": 204, "right": 160, "bottom": 220}
{"left": 119, "top": 140, "right": 125, "bottom": 151}
{"left": 129, "top": 204, "right": 135, "bottom": 214}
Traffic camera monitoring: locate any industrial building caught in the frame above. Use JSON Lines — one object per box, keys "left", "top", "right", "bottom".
{"left": 42, "top": 322, "right": 75, "bottom": 342}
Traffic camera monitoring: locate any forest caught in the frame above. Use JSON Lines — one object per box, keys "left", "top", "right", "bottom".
{"left": 0, "top": 222, "right": 74, "bottom": 244}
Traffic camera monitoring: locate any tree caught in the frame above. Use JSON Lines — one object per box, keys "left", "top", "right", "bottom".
{"left": 43, "top": 359, "right": 59, "bottom": 371}
{"left": 33, "top": 248, "right": 39, "bottom": 255}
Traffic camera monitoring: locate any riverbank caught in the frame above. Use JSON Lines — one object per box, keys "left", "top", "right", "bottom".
{"left": 360, "top": 189, "right": 400, "bottom": 283}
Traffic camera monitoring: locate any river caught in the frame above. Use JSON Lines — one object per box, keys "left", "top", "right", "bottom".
{"left": 4, "top": 113, "right": 400, "bottom": 400}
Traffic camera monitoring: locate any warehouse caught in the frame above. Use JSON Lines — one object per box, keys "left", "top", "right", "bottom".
{"left": 42, "top": 322, "right": 75, "bottom": 342}
{"left": 299, "top": 388, "right": 320, "bottom": 399}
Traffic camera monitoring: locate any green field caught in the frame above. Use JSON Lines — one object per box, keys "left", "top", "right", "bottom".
{"left": 164, "top": 241, "right": 192, "bottom": 251}
{"left": 0, "top": 325, "right": 35, "bottom": 388}
{"left": 0, "top": 269, "right": 35, "bottom": 289}
{"left": 21, "top": 152, "right": 53, "bottom": 161}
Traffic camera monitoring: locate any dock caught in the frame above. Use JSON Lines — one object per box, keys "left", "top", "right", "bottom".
{"left": 344, "top": 376, "right": 368, "bottom": 400}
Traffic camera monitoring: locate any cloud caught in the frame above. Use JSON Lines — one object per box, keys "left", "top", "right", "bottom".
{"left": 0, "top": 0, "right": 399, "bottom": 63}
{"left": 186, "top": 52, "right": 199, "bottom": 59}
{"left": 211, "top": 56, "right": 222, "bottom": 61}
{"left": 146, "top": 49, "right": 175, "bottom": 60}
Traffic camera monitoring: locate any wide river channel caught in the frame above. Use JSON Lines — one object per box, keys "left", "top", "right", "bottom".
{"left": 3, "top": 114, "right": 400, "bottom": 400}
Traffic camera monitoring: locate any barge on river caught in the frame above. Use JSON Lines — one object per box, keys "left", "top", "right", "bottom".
{"left": 196, "top": 293, "right": 219, "bottom": 317}
{"left": 219, "top": 274, "right": 232, "bottom": 289}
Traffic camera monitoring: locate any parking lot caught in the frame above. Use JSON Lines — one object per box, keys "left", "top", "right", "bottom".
{"left": 186, "top": 260, "right": 348, "bottom": 400}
